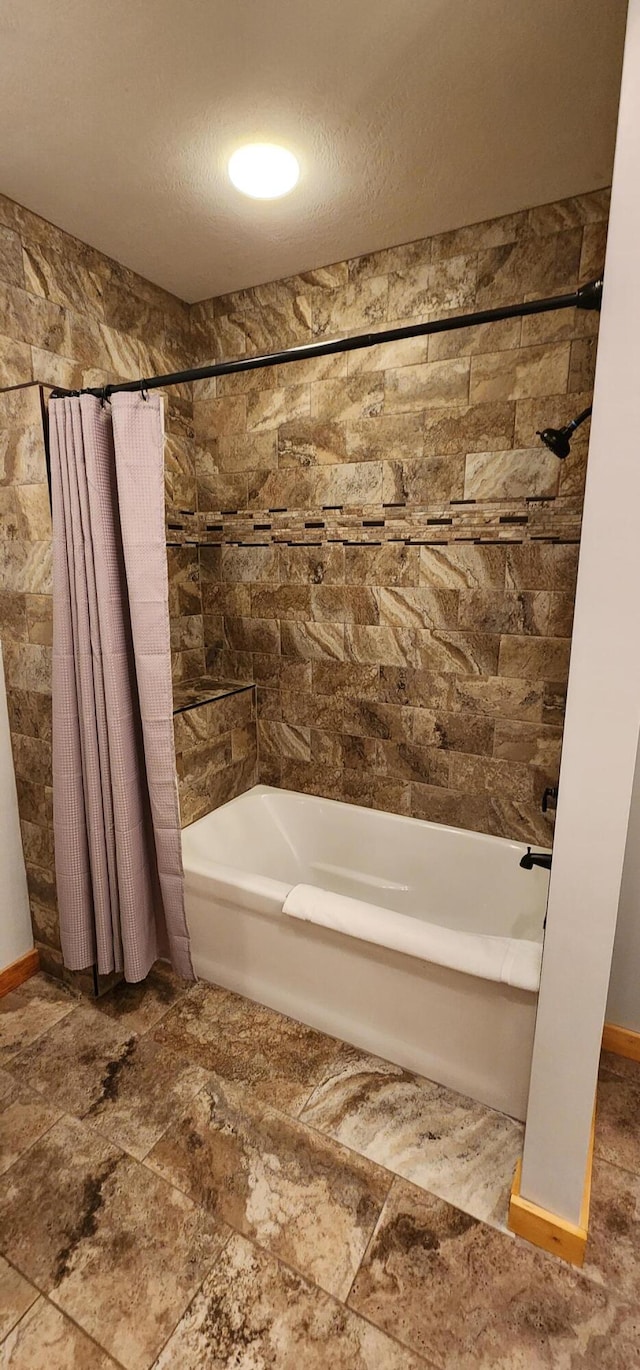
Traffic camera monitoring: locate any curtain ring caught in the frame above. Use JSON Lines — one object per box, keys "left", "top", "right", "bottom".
{"left": 140, "top": 383, "right": 149, "bottom": 401}
{"left": 99, "top": 386, "right": 111, "bottom": 409}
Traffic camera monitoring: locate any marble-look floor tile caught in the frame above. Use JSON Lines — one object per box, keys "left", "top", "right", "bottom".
{"left": 0, "top": 1115, "right": 227, "bottom": 1370}
{"left": 153, "top": 980, "right": 342, "bottom": 1113}
{"left": 0, "top": 1069, "right": 61, "bottom": 1175}
{"left": 0, "top": 1255, "right": 38, "bottom": 1341}
{"left": 299, "top": 1049, "right": 522, "bottom": 1229}
{"left": 153, "top": 1230, "right": 428, "bottom": 1370}
{"left": 11, "top": 1005, "right": 210, "bottom": 1159}
{"left": 147, "top": 1075, "right": 391, "bottom": 1300}
{"left": 0, "top": 975, "right": 76, "bottom": 1064}
{"left": 584, "top": 1158, "right": 640, "bottom": 1299}
{"left": 595, "top": 1055, "right": 640, "bottom": 1175}
{"left": 1, "top": 1297, "right": 119, "bottom": 1368}
{"left": 94, "top": 960, "right": 191, "bottom": 1034}
{"left": 348, "top": 1178, "right": 640, "bottom": 1369}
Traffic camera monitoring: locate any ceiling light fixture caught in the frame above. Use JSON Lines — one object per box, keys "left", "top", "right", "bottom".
{"left": 228, "top": 143, "right": 300, "bottom": 200}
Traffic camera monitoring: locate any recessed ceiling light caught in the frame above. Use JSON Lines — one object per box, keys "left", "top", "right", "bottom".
{"left": 228, "top": 143, "right": 300, "bottom": 200}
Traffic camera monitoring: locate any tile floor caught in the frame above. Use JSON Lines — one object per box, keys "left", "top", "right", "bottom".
{"left": 0, "top": 969, "right": 639, "bottom": 1368}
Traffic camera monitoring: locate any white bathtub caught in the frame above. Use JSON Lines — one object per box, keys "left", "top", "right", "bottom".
{"left": 182, "top": 784, "right": 549, "bottom": 1119}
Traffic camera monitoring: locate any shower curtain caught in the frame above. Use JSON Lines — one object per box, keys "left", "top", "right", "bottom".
{"left": 49, "top": 392, "right": 193, "bottom": 982}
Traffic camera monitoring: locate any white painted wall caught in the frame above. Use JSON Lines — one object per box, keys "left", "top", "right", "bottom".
{"left": 0, "top": 641, "right": 33, "bottom": 971}
{"left": 607, "top": 741, "right": 640, "bottom": 1031}
{"left": 519, "top": 0, "right": 640, "bottom": 1226}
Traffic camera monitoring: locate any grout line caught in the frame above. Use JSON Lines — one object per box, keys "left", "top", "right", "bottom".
{"left": 340, "top": 1173, "right": 398, "bottom": 1309}
{"left": 0, "top": 1252, "right": 130, "bottom": 1369}
{"left": 236, "top": 1226, "right": 440, "bottom": 1369}
{"left": 144, "top": 1226, "right": 235, "bottom": 1369}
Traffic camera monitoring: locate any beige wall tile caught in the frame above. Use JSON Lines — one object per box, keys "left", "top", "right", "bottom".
{"left": 310, "top": 376, "right": 384, "bottom": 423}
{"left": 464, "top": 447, "right": 560, "bottom": 500}
{"left": 384, "top": 358, "right": 470, "bottom": 413}
{"left": 469, "top": 343, "right": 570, "bottom": 403}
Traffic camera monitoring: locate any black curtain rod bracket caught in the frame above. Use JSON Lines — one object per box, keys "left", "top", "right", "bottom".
{"left": 48, "top": 277, "right": 603, "bottom": 402}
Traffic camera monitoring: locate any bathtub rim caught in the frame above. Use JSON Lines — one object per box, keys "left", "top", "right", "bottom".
{"left": 181, "top": 783, "right": 547, "bottom": 993}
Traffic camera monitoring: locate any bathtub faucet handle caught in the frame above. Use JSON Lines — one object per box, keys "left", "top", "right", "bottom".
{"left": 541, "top": 786, "right": 558, "bottom": 814}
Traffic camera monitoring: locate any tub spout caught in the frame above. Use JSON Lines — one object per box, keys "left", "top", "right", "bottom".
{"left": 520, "top": 847, "right": 552, "bottom": 871}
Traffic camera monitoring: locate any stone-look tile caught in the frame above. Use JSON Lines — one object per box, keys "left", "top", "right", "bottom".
{"left": 505, "top": 542, "right": 580, "bottom": 591}
{"left": 0, "top": 1255, "right": 38, "bottom": 1341}
{"left": 92, "top": 959, "right": 187, "bottom": 1030}
{"left": 409, "top": 784, "right": 491, "bottom": 833}
{"left": 388, "top": 253, "right": 476, "bottom": 321}
{"left": 385, "top": 358, "right": 470, "bottom": 414}
{"left": 147, "top": 1075, "right": 391, "bottom": 1299}
{"left": 569, "top": 335, "right": 598, "bottom": 392}
{"left": 498, "top": 634, "right": 571, "bottom": 682}
{"left": 469, "top": 343, "right": 571, "bottom": 403}
{"left": 418, "top": 544, "right": 507, "bottom": 591}
{"left": 0, "top": 334, "right": 33, "bottom": 387}
{"left": 376, "top": 586, "right": 459, "bottom": 630}
{"left": 382, "top": 454, "right": 465, "bottom": 503}
{"left": 581, "top": 220, "right": 608, "bottom": 283}
{"left": 422, "top": 401, "right": 515, "bottom": 455}
{"left": 493, "top": 719, "right": 562, "bottom": 767}
{"left": 0, "top": 1069, "right": 61, "bottom": 1175}
{"left": 348, "top": 1179, "right": 639, "bottom": 1369}
{"left": 310, "top": 376, "right": 384, "bottom": 424}
{"left": 300, "top": 1050, "right": 522, "bottom": 1230}
{"left": 476, "top": 228, "right": 582, "bottom": 308}
{"left": 154, "top": 1231, "right": 426, "bottom": 1370}
{"left": 376, "top": 740, "right": 450, "bottom": 787}
{"left": 347, "top": 335, "right": 428, "bottom": 375}
{"left": 346, "top": 411, "right": 424, "bottom": 463}
{"left": 415, "top": 630, "right": 500, "bottom": 677}
{"left": 1, "top": 1297, "right": 120, "bottom": 1369}
{"left": 595, "top": 1055, "right": 640, "bottom": 1175}
{"left": 344, "top": 543, "right": 419, "bottom": 587}
{"left": 513, "top": 388, "right": 593, "bottom": 448}
{"left": 584, "top": 1158, "right": 640, "bottom": 1299}
{"left": 221, "top": 543, "right": 279, "bottom": 582}
{"left": 153, "top": 980, "right": 342, "bottom": 1113}
{"left": 258, "top": 719, "right": 311, "bottom": 762}
{"left": 448, "top": 753, "right": 533, "bottom": 806}
{"left": 277, "top": 416, "right": 348, "bottom": 467}
{"left": 527, "top": 189, "right": 610, "bottom": 234}
{"left": 464, "top": 447, "right": 559, "bottom": 499}
{"left": 0, "top": 1116, "right": 226, "bottom": 1370}
{"left": 11, "top": 1004, "right": 210, "bottom": 1160}
{"left": 281, "top": 620, "right": 345, "bottom": 662}
{"left": 458, "top": 589, "right": 549, "bottom": 637}
{"left": 413, "top": 709, "right": 494, "bottom": 756}
{"left": 428, "top": 315, "right": 521, "bottom": 361}
{"left": 0, "top": 974, "right": 76, "bottom": 1064}
{"left": 179, "top": 754, "right": 256, "bottom": 827}
{"left": 247, "top": 386, "right": 311, "bottom": 433}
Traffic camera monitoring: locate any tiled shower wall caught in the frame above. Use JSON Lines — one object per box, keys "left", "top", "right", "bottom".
{"left": 0, "top": 193, "right": 195, "bottom": 979}
{"left": 0, "top": 185, "right": 608, "bottom": 978}
{"left": 187, "top": 189, "right": 609, "bottom": 845}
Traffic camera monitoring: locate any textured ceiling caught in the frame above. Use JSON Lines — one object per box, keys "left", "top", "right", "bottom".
{"left": 0, "top": 0, "right": 627, "bottom": 302}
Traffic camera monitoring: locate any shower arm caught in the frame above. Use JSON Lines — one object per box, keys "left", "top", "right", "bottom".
{"left": 44, "top": 277, "right": 604, "bottom": 403}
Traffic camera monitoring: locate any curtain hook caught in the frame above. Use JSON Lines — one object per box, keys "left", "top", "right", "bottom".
{"left": 99, "top": 386, "right": 111, "bottom": 409}
{"left": 140, "top": 382, "right": 149, "bottom": 401}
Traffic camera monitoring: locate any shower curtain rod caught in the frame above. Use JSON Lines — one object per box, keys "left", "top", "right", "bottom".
{"left": 48, "top": 277, "right": 603, "bottom": 401}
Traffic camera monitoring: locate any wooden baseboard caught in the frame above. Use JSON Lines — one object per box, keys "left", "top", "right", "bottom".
{"left": 508, "top": 1111, "right": 595, "bottom": 1266}
{"left": 0, "top": 947, "right": 40, "bottom": 998}
{"left": 602, "top": 1021, "right": 640, "bottom": 1062}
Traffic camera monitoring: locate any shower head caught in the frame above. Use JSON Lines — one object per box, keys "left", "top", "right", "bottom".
{"left": 537, "top": 405, "right": 593, "bottom": 460}
{"left": 537, "top": 424, "right": 573, "bottom": 459}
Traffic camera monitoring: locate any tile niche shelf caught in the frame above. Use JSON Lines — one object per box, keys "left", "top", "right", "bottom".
{"left": 172, "top": 677, "right": 258, "bottom": 828}
{"left": 172, "top": 676, "right": 255, "bottom": 714}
